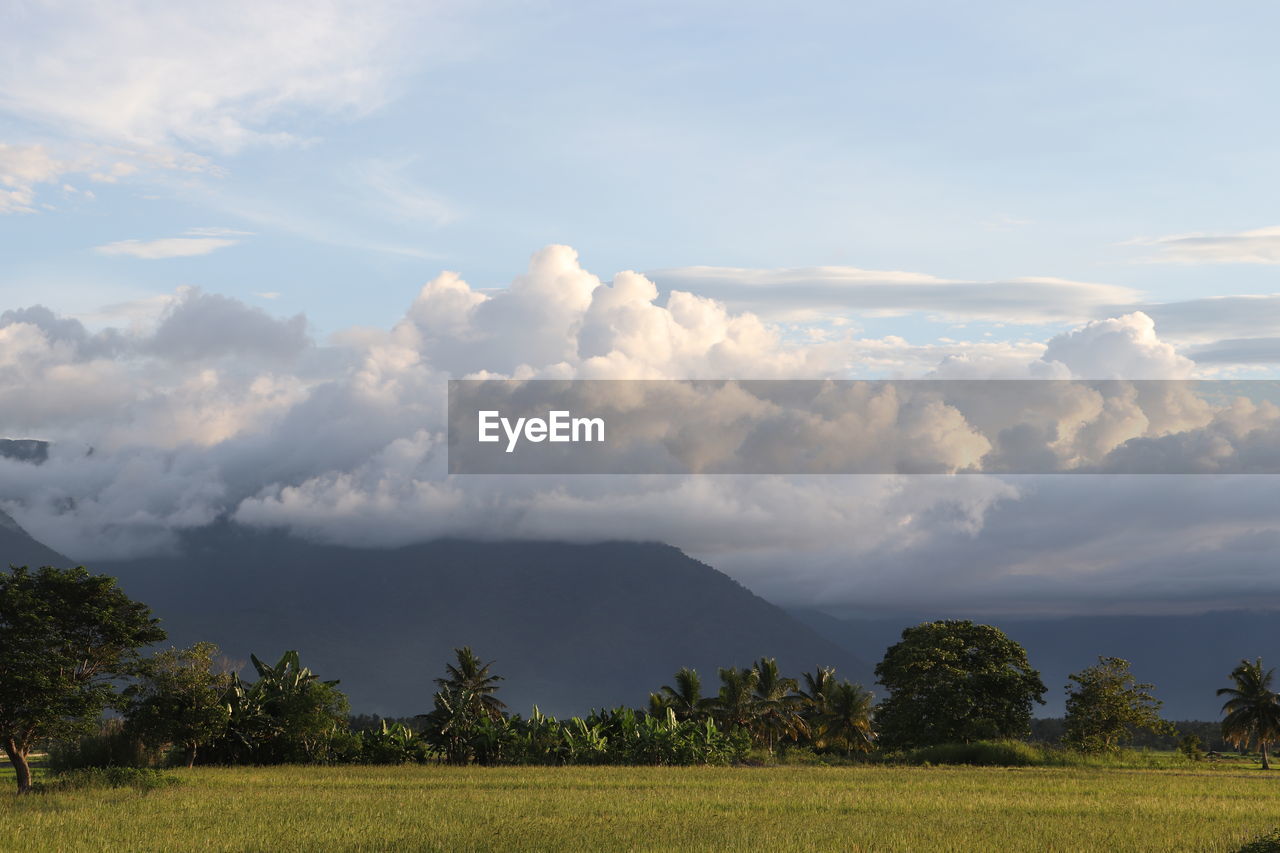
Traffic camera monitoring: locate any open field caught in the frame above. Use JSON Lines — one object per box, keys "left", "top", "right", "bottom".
{"left": 4, "top": 763, "right": 1280, "bottom": 852}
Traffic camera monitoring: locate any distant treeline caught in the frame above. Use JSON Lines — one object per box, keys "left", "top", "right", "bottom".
{"left": 5, "top": 566, "right": 1278, "bottom": 793}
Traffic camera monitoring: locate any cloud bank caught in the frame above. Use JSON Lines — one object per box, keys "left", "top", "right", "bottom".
{"left": 1, "top": 246, "right": 1277, "bottom": 614}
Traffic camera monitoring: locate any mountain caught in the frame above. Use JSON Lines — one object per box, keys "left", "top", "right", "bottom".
{"left": 0, "top": 508, "right": 71, "bottom": 568}
{"left": 91, "top": 524, "right": 870, "bottom": 716}
{"left": 790, "top": 607, "right": 1280, "bottom": 719}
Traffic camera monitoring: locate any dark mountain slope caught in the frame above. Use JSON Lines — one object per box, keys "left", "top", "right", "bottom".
{"left": 98, "top": 525, "right": 869, "bottom": 716}
{"left": 0, "top": 509, "right": 71, "bottom": 568}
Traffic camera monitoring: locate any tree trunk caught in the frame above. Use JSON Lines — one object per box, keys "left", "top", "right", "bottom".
{"left": 1262, "top": 742, "right": 1271, "bottom": 770}
{"left": 4, "top": 738, "right": 32, "bottom": 794}
{"left": 185, "top": 744, "right": 197, "bottom": 769}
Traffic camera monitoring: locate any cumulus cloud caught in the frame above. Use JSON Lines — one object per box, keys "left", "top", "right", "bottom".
{"left": 1128, "top": 226, "right": 1280, "bottom": 265}
{"left": 2, "top": 245, "right": 1279, "bottom": 613}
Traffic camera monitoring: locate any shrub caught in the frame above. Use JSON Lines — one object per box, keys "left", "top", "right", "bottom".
{"left": 1236, "top": 827, "right": 1280, "bottom": 853}
{"left": 38, "top": 766, "right": 179, "bottom": 794}
{"left": 47, "top": 719, "right": 162, "bottom": 771}
{"left": 905, "top": 740, "right": 1045, "bottom": 767}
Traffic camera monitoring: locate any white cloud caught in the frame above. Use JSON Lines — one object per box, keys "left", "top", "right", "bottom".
{"left": 1126, "top": 226, "right": 1280, "bottom": 264}
{"left": 3, "top": 246, "right": 1280, "bottom": 613}
{"left": 95, "top": 237, "right": 240, "bottom": 259}
{"left": 0, "top": 143, "right": 71, "bottom": 213}
{"left": 0, "top": 0, "right": 418, "bottom": 154}
{"left": 653, "top": 265, "right": 1141, "bottom": 324}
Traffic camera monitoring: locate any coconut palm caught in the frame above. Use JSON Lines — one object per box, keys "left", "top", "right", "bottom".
{"left": 657, "top": 668, "right": 712, "bottom": 721}
{"left": 749, "top": 658, "right": 807, "bottom": 754}
{"left": 712, "top": 666, "right": 759, "bottom": 731}
{"left": 435, "top": 647, "right": 506, "bottom": 720}
{"left": 821, "top": 680, "right": 876, "bottom": 756}
{"left": 1218, "top": 658, "right": 1280, "bottom": 770}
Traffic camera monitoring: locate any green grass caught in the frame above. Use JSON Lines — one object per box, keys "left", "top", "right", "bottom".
{"left": 4, "top": 763, "right": 1280, "bottom": 851}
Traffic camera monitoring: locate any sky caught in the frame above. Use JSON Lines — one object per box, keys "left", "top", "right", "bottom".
{"left": 3, "top": 0, "right": 1280, "bottom": 616}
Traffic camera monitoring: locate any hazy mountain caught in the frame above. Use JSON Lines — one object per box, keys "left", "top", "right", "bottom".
{"left": 0, "top": 439, "right": 49, "bottom": 465}
{"left": 92, "top": 524, "right": 869, "bottom": 716}
{"left": 0, "top": 508, "right": 70, "bottom": 568}
{"left": 790, "top": 607, "right": 1280, "bottom": 719}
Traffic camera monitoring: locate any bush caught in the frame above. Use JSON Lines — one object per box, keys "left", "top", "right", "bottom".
{"left": 37, "top": 767, "right": 179, "bottom": 794}
{"left": 1236, "top": 828, "right": 1280, "bottom": 852}
{"left": 905, "top": 740, "right": 1045, "bottom": 767}
{"left": 47, "top": 719, "right": 162, "bottom": 771}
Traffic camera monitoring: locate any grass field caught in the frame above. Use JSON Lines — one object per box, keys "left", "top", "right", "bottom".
{"left": 4, "top": 762, "right": 1280, "bottom": 852}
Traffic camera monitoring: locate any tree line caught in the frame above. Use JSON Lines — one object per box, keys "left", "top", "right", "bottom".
{"left": 4, "top": 565, "right": 1280, "bottom": 793}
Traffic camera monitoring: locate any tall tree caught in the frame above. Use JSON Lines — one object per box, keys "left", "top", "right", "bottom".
{"left": 656, "top": 668, "right": 711, "bottom": 721}
{"left": 749, "top": 657, "right": 806, "bottom": 754}
{"left": 874, "top": 620, "right": 1046, "bottom": 749}
{"left": 0, "top": 566, "right": 165, "bottom": 792}
{"left": 1218, "top": 658, "right": 1280, "bottom": 770}
{"left": 435, "top": 647, "right": 506, "bottom": 721}
{"left": 1062, "top": 656, "right": 1172, "bottom": 752}
{"left": 124, "top": 642, "right": 232, "bottom": 767}
{"left": 712, "top": 666, "right": 759, "bottom": 732}
{"left": 821, "top": 680, "right": 877, "bottom": 756}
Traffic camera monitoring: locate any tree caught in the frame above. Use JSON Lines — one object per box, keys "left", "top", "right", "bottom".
{"left": 435, "top": 647, "right": 506, "bottom": 721}
{"left": 420, "top": 648, "right": 507, "bottom": 764}
{"left": 749, "top": 657, "right": 806, "bottom": 754}
{"left": 711, "top": 666, "right": 759, "bottom": 732}
{"left": 873, "top": 620, "right": 1046, "bottom": 749}
{"left": 213, "top": 650, "right": 350, "bottom": 764}
{"left": 0, "top": 566, "right": 165, "bottom": 792}
{"left": 1218, "top": 658, "right": 1280, "bottom": 770}
{"left": 124, "top": 642, "right": 232, "bottom": 767}
{"left": 817, "top": 680, "right": 877, "bottom": 756}
{"left": 1062, "top": 656, "right": 1172, "bottom": 752}
{"left": 654, "top": 668, "right": 712, "bottom": 721}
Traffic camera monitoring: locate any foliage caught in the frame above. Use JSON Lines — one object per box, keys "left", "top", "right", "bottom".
{"left": 652, "top": 668, "right": 712, "bottom": 721}
{"left": 359, "top": 720, "right": 426, "bottom": 765}
{"left": 47, "top": 718, "right": 161, "bottom": 771}
{"left": 1178, "top": 733, "right": 1206, "bottom": 761}
{"left": 1062, "top": 656, "right": 1173, "bottom": 752}
{"left": 873, "top": 620, "right": 1046, "bottom": 749}
{"left": 124, "top": 642, "right": 232, "bottom": 767}
{"left": 1237, "top": 827, "right": 1280, "bottom": 853}
{"left": 208, "top": 650, "right": 350, "bottom": 764}
{"left": 905, "top": 739, "right": 1045, "bottom": 767}
{"left": 1218, "top": 658, "right": 1280, "bottom": 770}
{"left": 37, "top": 766, "right": 179, "bottom": 794}
{"left": 0, "top": 565, "right": 166, "bottom": 792}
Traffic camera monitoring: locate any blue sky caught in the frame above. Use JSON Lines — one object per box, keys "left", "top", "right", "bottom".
{"left": 4, "top": 0, "right": 1280, "bottom": 344}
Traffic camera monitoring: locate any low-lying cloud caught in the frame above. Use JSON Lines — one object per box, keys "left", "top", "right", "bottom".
{"left": 1, "top": 245, "right": 1278, "bottom": 615}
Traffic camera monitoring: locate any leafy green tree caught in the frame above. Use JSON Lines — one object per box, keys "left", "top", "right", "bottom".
{"left": 213, "top": 650, "right": 349, "bottom": 764}
{"left": 0, "top": 566, "right": 165, "bottom": 792}
{"left": 874, "top": 620, "right": 1046, "bottom": 749}
{"left": 1218, "top": 658, "right": 1280, "bottom": 770}
{"left": 421, "top": 648, "right": 507, "bottom": 764}
{"left": 124, "top": 642, "right": 232, "bottom": 767}
{"left": 1062, "top": 656, "right": 1172, "bottom": 752}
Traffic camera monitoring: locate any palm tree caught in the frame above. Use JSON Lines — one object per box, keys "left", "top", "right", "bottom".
{"left": 435, "top": 647, "right": 506, "bottom": 720}
{"left": 1218, "top": 658, "right": 1280, "bottom": 770}
{"left": 750, "top": 657, "right": 806, "bottom": 754}
{"left": 821, "top": 681, "right": 876, "bottom": 756}
{"left": 712, "top": 666, "right": 759, "bottom": 732}
{"left": 657, "top": 668, "right": 712, "bottom": 721}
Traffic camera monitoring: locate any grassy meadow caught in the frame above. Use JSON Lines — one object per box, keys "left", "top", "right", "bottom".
{"left": 5, "top": 761, "right": 1280, "bottom": 851}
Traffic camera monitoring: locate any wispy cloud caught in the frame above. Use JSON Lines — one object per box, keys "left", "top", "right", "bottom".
{"left": 652, "top": 265, "right": 1141, "bottom": 325}
{"left": 1125, "top": 226, "right": 1280, "bottom": 264}
{"left": 95, "top": 234, "right": 240, "bottom": 259}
